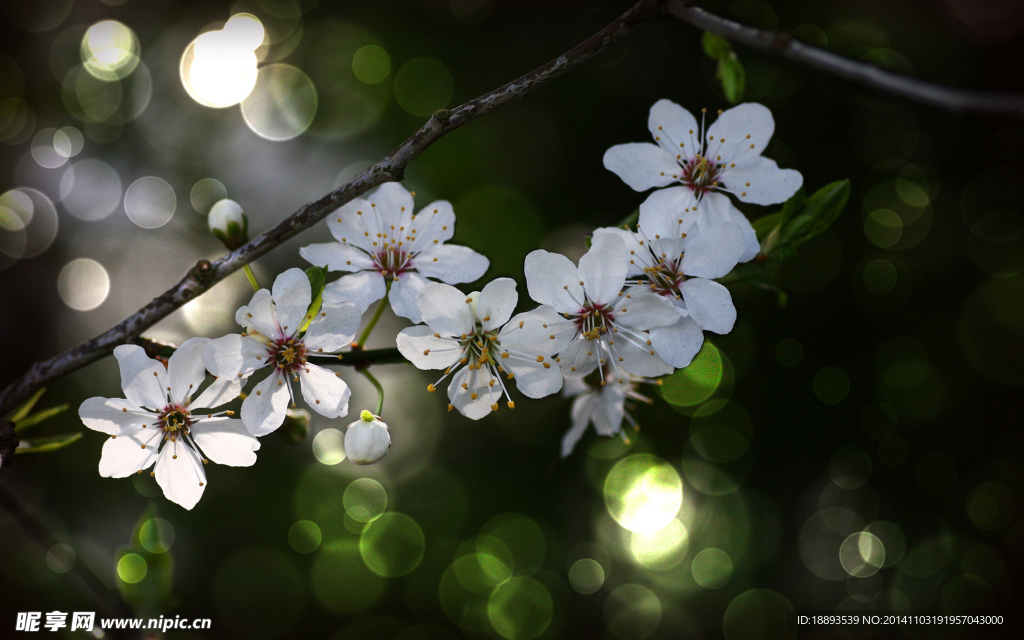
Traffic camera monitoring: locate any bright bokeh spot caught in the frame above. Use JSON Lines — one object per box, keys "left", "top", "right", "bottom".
{"left": 568, "top": 558, "right": 604, "bottom": 594}
{"left": 604, "top": 454, "right": 683, "bottom": 534}
{"left": 658, "top": 341, "right": 723, "bottom": 406}
{"left": 839, "top": 531, "right": 885, "bottom": 577}
{"left": 241, "top": 63, "right": 317, "bottom": 140}
{"left": 60, "top": 158, "right": 122, "bottom": 221}
{"left": 352, "top": 45, "right": 391, "bottom": 84}
{"left": 487, "top": 576, "right": 553, "bottom": 640}
{"left": 31, "top": 128, "right": 69, "bottom": 168}
{"left": 81, "top": 20, "right": 140, "bottom": 81}
{"left": 117, "top": 553, "right": 147, "bottom": 584}
{"left": 124, "top": 176, "right": 176, "bottom": 229}
{"left": 343, "top": 477, "right": 387, "bottom": 522}
{"left": 692, "top": 548, "right": 733, "bottom": 588}
{"left": 180, "top": 15, "right": 264, "bottom": 108}
{"left": 629, "top": 518, "right": 688, "bottom": 570}
{"left": 359, "top": 512, "right": 425, "bottom": 577}
{"left": 57, "top": 258, "right": 110, "bottom": 311}
{"left": 139, "top": 518, "right": 175, "bottom": 554}
{"left": 287, "top": 520, "right": 322, "bottom": 554}
{"left": 311, "top": 428, "right": 345, "bottom": 464}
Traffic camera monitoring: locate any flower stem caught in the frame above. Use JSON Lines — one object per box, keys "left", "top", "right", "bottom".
{"left": 361, "top": 369, "right": 384, "bottom": 416}
{"left": 242, "top": 264, "right": 261, "bottom": 292}
{"left": 356, "top": 279, "right": 392, "bottom": 348}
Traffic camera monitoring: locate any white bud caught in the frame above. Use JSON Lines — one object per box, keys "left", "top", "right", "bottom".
{"left": 344, "top": 410, "right": 391, "bottom": 465}
{"left": 208, "top": 199, "right": 248, "bottom": 249}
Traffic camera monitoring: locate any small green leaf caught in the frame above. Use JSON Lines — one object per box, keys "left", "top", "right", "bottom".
{"left": 8, "top": 387, "right": 46, "bottom": 422}
{"left": 716, "top": 55, "right": 746, "bottom": 104}
{"left": 770, "top": 180, "right": 850, "bottom": 261}
{"left": 702, "top": 32, "right": 733, "bottom": 60}
{"left": 300, "top": 266, "right": 327, "bottom": 332}
{"left": 15, "top": 431, "right": 82, "bottom": 454}
{"left": 752, "top": 212, "right": 783, "bottom": 244}
{"left": 14, "top": 404, "right": 70, "bottom": 432}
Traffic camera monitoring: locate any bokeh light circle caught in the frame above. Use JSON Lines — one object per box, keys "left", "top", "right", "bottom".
{"left": 46, "top": 543, "right": 75, "bottom": 573}
{"left": 241, "top": 64, "right": 317, "bottom": 141}
{"left": 312, "top": 428, "right": 344, "bottom": 464}
{"left": 352, "top": 45, "right": 391, "bottom": 84}
{"left": 139, "top": 518, "right": 175, "bottom": 553}
{"left": 629, "top": 518, "right": 688, "bottom": 571}
{"left": 658, "top": 341, "right": 723, "bottom": 406}
{"left": 813, "top": 366, "right": 850, "bottom": 404}
{"left": 839, "top": 532, "right": 885, "bottom": 577}
{"left": 287, "top": 520, "right": 322, "bottom": 554}
{"left": 359, "top": 512, "right": 425, "bottom": 577}
{"left": 487, "top": 576, "right": 553, "bottom": 640}
{"left": 0, "top": 187, "right": 58, "bottom": 259}
{"left": 180, "top": 18, "right": 262, "bottom": 108}
{"left": 311, "top": 539, "right": 385, "bottom": 615}
{"left": 393, "top": 57, "right": 453, "bottom": 117}
{"left": 190, "top": 177, "right": 228, "bottom": 214}
{"left": 604, "top": 584, "right": 661, "bottom": 640}
{"left": 57, "top": 258, "right": 110, "bottom": 311}
{"left": 567, "top": 558, "right": 604, "bottom": 594}
{"left": 60, "top": 158, "right": 122, "bottom": 221}
{"left": 81, "top": 20, "right": 140, "bottom": 81}
{"left": 722, "top": 589, "right": 796, "bottom": 640}
{"left": 604, "top": 454, "right": 683, "bottom": 534}
{"left": 343, "top": 477, "right": 387, "bottom": 522}
{"left": 117, "top": 553, "right": 147, "bottom": 584}
{"left": 124, "top": 176, "right": 176, "bottom": 229}
{"left": 828, "top": 445, "right": 872, "bottom": 489}
{"left": 692, "top": 548, "right": 733, "bottom": 588}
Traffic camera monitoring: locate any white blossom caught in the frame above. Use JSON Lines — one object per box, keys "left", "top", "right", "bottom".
{"left": 203, "top": 268, "right": 362, "bottom": 436}
{"left": 207, "top": 199, "right": 248, "bottom": 249}
{"left": 603, "top": 100, "right": 803, "bottom": 262}
{"left": 560, "top": 371, "right": 650, "bottom": 458}
{"left": 593, "top": 220, "right": 744, "bottom": 368}
{"left": 522, "top": 234, "right": 679, "bottom": 381}
{"left": 344, "top": 410, "right": 391, "bottom": 464}
{"left": 78, "top": 339, "right": 259, "bottom": 510}
{"left": 396, "top": 278, "right": 564, "bottom": 419}
{"left": 300, "top": 182, "right": 489, "bottom": 323}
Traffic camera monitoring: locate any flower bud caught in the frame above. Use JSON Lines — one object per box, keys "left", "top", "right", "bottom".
{"left": 344, "top": 410, "right": 391, "bottom": 465}
{"left": 208, "top": 199, "right": 249, "bottom": 250}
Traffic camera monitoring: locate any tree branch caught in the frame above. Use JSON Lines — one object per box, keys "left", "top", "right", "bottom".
{"left": 134, "top": 337, "right": 405, "bottom": 369}
{"left": 0, "top": 0, "right": 663, "bottom": 419}
{"left": 664, "top": 0, "right": 1024, "bottom": 116}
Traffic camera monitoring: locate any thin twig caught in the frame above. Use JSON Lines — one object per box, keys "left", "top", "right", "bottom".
{"left": 133, "top": 337, "right": 405, "bottom": 369}
{"left": 0, "top": 0, "right": 662, "bottom": 422}
{"left": 663, "top": 1, "right": 1024, "bottom": 116}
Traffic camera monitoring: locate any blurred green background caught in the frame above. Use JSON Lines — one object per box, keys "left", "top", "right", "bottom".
{"left": 1, "top": 0, "right": 1023, "bottom": 638}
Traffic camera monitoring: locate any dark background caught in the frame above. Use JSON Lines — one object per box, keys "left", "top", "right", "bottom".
{"left": 1, "top": 0, "right": 1022, "bottom": 638}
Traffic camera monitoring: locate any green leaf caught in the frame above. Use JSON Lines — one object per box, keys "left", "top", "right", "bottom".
{"left": 117, "top": 505, "right": 175, "bottom": 616}
{"left": 8, "top": 387, "right": 46, "bottom": 422}
{"left": 15, "top": 432, "right": 82, "bottom": 453}
{"left": 14, "top": 404, "right": 70, "bottom": 432}
{"left": 770, "top": 180, "right": 850, "bottom": 262}
{"left": 752, "top": 211, "right": 783, "bottom": 244}
{"left": 702, "top": 32, "right": 733, "bottom": 60}
{"left": 300, "top": 266, "right": 327, "bottom": 332}
{"left": 716, "top": 55, "right": 746, "bottom": 104}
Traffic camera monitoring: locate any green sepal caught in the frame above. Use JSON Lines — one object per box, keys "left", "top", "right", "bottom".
{"left": 7, "top": 387, "right": 46, "bottom": 422}
{"left": 14, "top": 404, "right": 70, "bottom": 432}
{"left": 716, "top": 54, "right": 746, "bottom": 104}
{"left": 300, "top": 266, "right": 327, "bottom": 333}
{"left": 702, "top": 32, "right": 733, "bottom": 60}
{"left": 14, "top": 431, "right": 82, "bottom": 454}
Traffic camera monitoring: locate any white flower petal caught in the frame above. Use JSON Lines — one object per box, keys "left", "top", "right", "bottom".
{"left": 240, "top": 371, "right": 290, "bottom": 436}
{"left": 303, "top": 303, "right": 362, "bottom": 352}
{"left": 389, "top": 271, "right": 429, "bottom": 323}
{"left": 648, "top": 99, "right": 701, "bottom": 156}
{"left": 561, "top": 376, "right": 590, "bottom": 399}
{"left": 579, "top": 233, "right": 628, "bottom": 305}
{"left": 202, "top": 334, "right": 268, "bottom": 380}
{"left": 417, "top": 281, "right": 476, "bottom": 337}
{"left": 321, "top": 270, "right": 387, "bottom": 312}
{"left": 615, "top": 335, "right": 673, "bottom": 377}
{"left": 122, "top": 363, "right": 170, "bottom": 411}
{"left": 638, "top": 187, "right": 700, "bottom": 240}
{"left": 594, "top": 384, "right": 627, "bottom": 436}
{"left": 524, "top": 249, "right": 583, "bottom": 314}
{"left": 192, "top": 417, "right": 260, "bottom": 467}
{"left": 698, "top": 192, "right": 760, "bottom": 262}
{"left": 79, "top": 397, "right": 151, "bottom": 435}
{"left": 505, "top": 359, "right": 563, "bottom": 399}
{"left": 113, "top": 345, "right": 160, "bottom": 391}
{"left": 499, "top": 308, "right": 574, "bottom": 355}
{"left": 272, "top": 268, "right": 312, "bottom": 337}
{"left": 680, "top": 222, "right": 745, "bottom": 279}
{"left": 603, "top": 143, "right": 681, "bottom": 191}
{"left": 236, "top": 288, "right": 280, "bottom": 339}
{"left": 300, "top": 242, "right": 375, "bottom": 273}
{"left": 705, "top": 102, "right": 775, "bottom": 163}
{"left": 298, "top": 364, "right": 351, "bottom": 419}
{"left": 680, "top": 278, "right": 736, "bottom": 334}
{"left": 724, "top": 155, "right": 803, "bottom": 206}
{"left": 396, "top": 326, "right": 463, "bottom": 370}
{"left": 593, "top": 227, "right": 647, "bottom": 276}
{"left": 562, "top": 395, "right": 596, "bottom": 458}
{"left": 190, "top": 377, "right": 243, "bottom": 410}
{"left": 166, "top": 337, "right": 210, "bottom": 406}
{"left": 154, "top": 441, "right": 206, "bottom": 510}
{"left": 612, "top": 293, "right": 679, "bottom": 330}
{"left": 368, "top": 182, "right": 413, "bottom": 228}
{"left": 650, "top": 317, "right": 705, "bottom": 368}
{"left": 97, "top": 427, "right": 162, "bottom": 478}
{"left": 477, "top": 278, "right": 518, "bottom": 332}
{"left": 410, "top": 200, "right": 456, "bottom": 254}
{"left": 326, "top": 197, "right": 375, "bottom": 252}
{"left": 557, "top": 337, "right": 597, "bottom": 378}
{"left": 447, "top": 367, "right": 499, "bottom": 420}
{"left": 414, "top": 244, "right": 489, "bottom": 284}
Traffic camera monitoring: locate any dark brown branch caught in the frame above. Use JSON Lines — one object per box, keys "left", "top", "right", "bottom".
{"left": 0, "top": 0, "right": 662, "bottom": 418}
{"left": 133, "top": 337, "right": 405, "bottom": 369}
{"left": 664, "top": 1, "right": 1024, "bottom": 116}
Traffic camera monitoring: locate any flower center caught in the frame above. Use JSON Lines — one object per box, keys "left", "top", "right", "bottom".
{"left": 271, "top": 337, "right": 307, "bottom": 373}
{"left": 374, "top": 245, "right": 413, "bottom": 279}
{"left": 158, "top": 405, "right": 192, "bottom": 436}
{"left": 644, "top": 259, "right": 685, "bottom": 296}
{"left": 574, "top": 301, "right": 614, "bottom": 340}
{"left": 459, "top": 324, "right": 501, "bottom": 367}
{"left": 680, "top": 154, "right": 721, "bottom": 195}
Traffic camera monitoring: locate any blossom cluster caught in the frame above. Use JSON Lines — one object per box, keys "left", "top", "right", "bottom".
{"left": 78, "top": 100, "right": 800, "bottom": 508}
